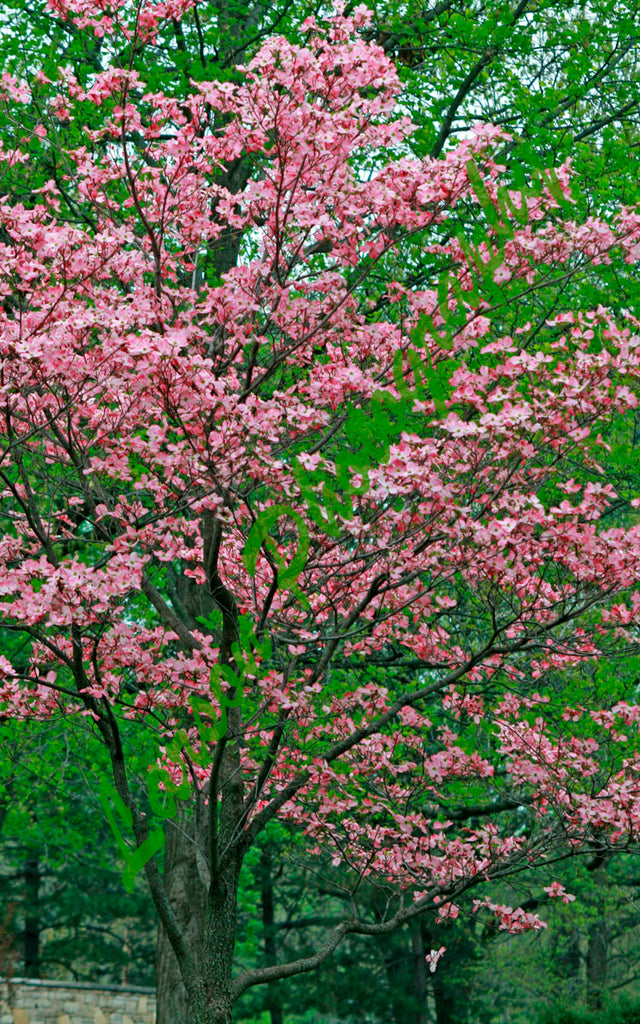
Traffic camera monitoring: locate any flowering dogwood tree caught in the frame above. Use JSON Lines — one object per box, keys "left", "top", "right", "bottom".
{"left": 3, "top": 3, "right": 640, "bottom": 1022}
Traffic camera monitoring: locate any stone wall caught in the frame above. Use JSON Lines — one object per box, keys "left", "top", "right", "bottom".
{"left": 0, "top": 979, "right": 156, "bottom": 1024}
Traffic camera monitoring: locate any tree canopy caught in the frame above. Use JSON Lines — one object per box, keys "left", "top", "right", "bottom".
{"left": 2, "top": 2, "right": 640, "bottom": 1024}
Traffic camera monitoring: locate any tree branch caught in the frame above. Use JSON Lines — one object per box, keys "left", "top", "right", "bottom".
{"left": 232, "top": 837, "right": 569, "bottom": 999}
{"left": 430, "top": 50, "right": 495, "bottom": 158}
{"left": 244, "top": 640, "right": 494, "bottom": 845}
{"left": 140, "top": 573, "right": 201, "bottom": 652}
{"left": 574, "top": 99, "right": 639, "bottom": 142}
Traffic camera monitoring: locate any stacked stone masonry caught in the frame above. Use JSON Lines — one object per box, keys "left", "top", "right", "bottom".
{"left": 0, "top": 979, "right": 156, "bottom": 1024}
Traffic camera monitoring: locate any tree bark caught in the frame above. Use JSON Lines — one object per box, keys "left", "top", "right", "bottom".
{"left": 432, "top": 969, "right": 455, "bottom": 1024}
{"left": 586, "top": 922, "right": 607, "bottom": 1011}
{"left": 23, "top": 857, "right": 40, "bottom": 979}
{"left": 260, "top": 847, "right": 283, "bottom": 1024}
{"left": 156, "top": 808, "right": 208, "bottom": 1024}
{"left": 198, "top": 860, "right": 243, "bottom": 1024}
{"left": 378, "top": 917, "right": 428, "bottom": 1024}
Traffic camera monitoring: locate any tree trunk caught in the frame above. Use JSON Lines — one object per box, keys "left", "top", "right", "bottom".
{"left": 260, "top": 847, "right": 283, "bottom": 1024}
{"left": 378, "top": 917, "right": 428, "bottom": 1024}
{"left": 586, "top": 922, "right": 607, "bottom": 1011}
{"left": 156, "top": 537, "right": 244, "bottom": 1024}
{"left": 426, "top": 919, "right": 455, "bottom": 1024}
{"left": 192, "top": 849, "right": 243, "bottom": 1024}
{"left": 156, "top": 809, "right": 208, "bottom": 1024}
{"left": 23, "top": 857, "right": 40, "bottom": 979}
{"left": 156, "top": 557, "right": 220, "bottom": 1024}
{"left": 411, "top": 919, "right": 427, "bottom": 1023}
{"left": 432, "top": 969, "right": 456, "bottom": 1024}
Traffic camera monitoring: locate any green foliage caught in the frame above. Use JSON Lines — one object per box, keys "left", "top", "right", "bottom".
{"left": 538, "top": 997, "right": 640, "bottom": 1024}
{"left": 0, "top": 716, "right": 156, "bottom": 981}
